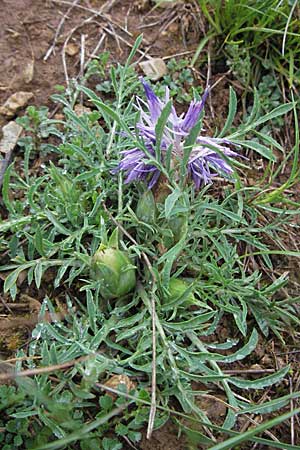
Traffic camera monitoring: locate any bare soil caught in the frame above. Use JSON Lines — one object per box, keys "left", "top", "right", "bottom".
{"left": 0, "top": 0, "right": 205, "bottom": 109}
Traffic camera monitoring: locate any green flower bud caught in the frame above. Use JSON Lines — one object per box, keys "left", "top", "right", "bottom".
{"left": 136, "top": 190, "right": 156, "bottom": 224}
{"left": 165, "top": 278, "right": 195, "bottom": 306}
{"left": 168, "top": 214, "right": 188, "bottom": 243}
{"left": 90, "top": 247, "right": 136, "bottom": 299}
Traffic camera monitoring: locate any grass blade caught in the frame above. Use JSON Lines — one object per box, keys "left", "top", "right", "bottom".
{"left": 207, "top": 408, "right": 300, "bottom": 450}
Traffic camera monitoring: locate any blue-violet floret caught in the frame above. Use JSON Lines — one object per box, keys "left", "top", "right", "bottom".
{"left": 114, "top": 78, "right": 239, "bottom": 189}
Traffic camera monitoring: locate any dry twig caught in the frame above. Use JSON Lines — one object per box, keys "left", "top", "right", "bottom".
{"left": 51, "top": 0, "right": 130, "bottom": 36}
{"left": 79, "top": 33, "right": 86, "bottom": 103}
{"left": 0, "top": 296, "right": 13, "bottom": 314}
{"left": 0, "top": 355, "right": 90, "bottom": 382}
{"left": 44, "top": 0, "right": 80, "bottom": 61}
{"left": 102, "top": 25, "right": 151, "bottom": 62}
{"left": 85, "top": 32, "right": 106, "bottom": 65}
{"left": 62, "top": 13, "right": 97, "bottom": 86}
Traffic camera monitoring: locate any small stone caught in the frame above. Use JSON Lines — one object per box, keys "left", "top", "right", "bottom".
{"left": 168, "top": 22, "right": 179, "bottom": 33}
{"left": 139, "top": 58, "right": 167, "bottom": 81}
{"left": 65, "top": 42, "right": 79, "bottom": 56}
{"left": 250, "top": 364, "right": 263, "bottom": 371}
{"left": 0, "top": 92, "right": 34, "bottom": 118}
{"left": 260, "top": 355, "right": 273, "bottom": 366}
{"left": 53, "top": 113, "right": 64, "bottom": 121}
{"left": 23, "top": 61, "right": 34, "bottom": 84}
{"left": 53, "top": 113, "right": 65, "bottom": 131}
{"left": 6, "top": 28, "right": 20, "bottom": 38}
{"left": 0, "top": 121, "right": 23, "bottom": 154}
{"left": 74, "top": 104, "right": 92, "bottom": 116}
{"left": 135, "top": 0, "right": 150, "bottom": 11}
{"left": 103, "top": 374, "right": 136, "bottom": 399}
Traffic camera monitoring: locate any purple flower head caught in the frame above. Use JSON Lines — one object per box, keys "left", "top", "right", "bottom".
{"left": 181, "top": 88, "right": 209, "bottom": 133}
{"left": 114, "top": 79, "right": 240, "bottom": 190}
{"left": 142, "top": 80, "right": 164, "bottom": 123}
{"left": 188, "top": 140, "right": 239, "bottom": 189}
{"left": 112, "top": 146, "right": 160, "bottom": 189}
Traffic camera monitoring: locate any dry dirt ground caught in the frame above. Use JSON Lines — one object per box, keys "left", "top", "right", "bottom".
{"left": 0, "top": 0, "right": 208, "bottom": 107}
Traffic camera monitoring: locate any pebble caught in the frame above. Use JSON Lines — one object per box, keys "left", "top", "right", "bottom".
{"left": 0, "top": 91, "right": 34, "bottom": 117}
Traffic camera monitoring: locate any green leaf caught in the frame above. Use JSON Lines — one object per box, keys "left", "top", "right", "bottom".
{"left": 111, "top": 66, "right": 118, "bottom": 95}
{"left": 162, "top": 311, "right": 215, "bottom": 331}
{"left": 64, "top": 143, "right": 94, "bottom": 164}
{"left": 233, "top": 299, "right": 247, "bottom": 336}
{"left": 44, "top": 210, "right": 71, "bottom": 236}
{"left": 165, "top": 187, "right": 182, "bottom": 219}
{"left": 158, "top": 236, "right": 187, "bottom": 286}
{"left": 0, "top": 216, "right": 38, "bottom": 234}
{"left": 228, "top": 101, "right": 294, "bottom": 140}
{"left": 155, "top": 100, "right": 172, "bottom": 160}
{"left": 233, "top": 140, "right": 276, "bottom": 162}
{"left": 79, "top": 86, "right": 131, "bottom": 135}
{"left": 219, "top": 87, "right": 237, "bottom": 137}
{"left": 11, "top": 410, "right": 38, "bottom": 418}
{"left": 176, "top": 419, "right": 214, "bottom": 445}
{"left": 222, "top": 328, "right": 258, "bottom": 363}
{"left": 251, "top": 102, "right": 295, "bottom": 129}
{"left": 115, "top": 310, "right": 146, "bottom": 329}
{"left": 245, "top": 88, "right": 260, "bottom": 127}
{"left": 34, "top": 226, "right": 45, "bottom": 256}
{"left": 34, "top": 261, "right": 43, "bottom": 288}
{"left": 108, "top": 228, "right": 119, "bottom": 249}
{"left": 4, "top": 264, "right": 33, "bottom": 293}
{"left": 190, "top": 34, "right": 211, "bottom": 67}
{"left": 64, "top": 108, "right": 102, "bottom": 155}
{"left": 237, "top": 391, "right": 300, "bottom": 415}
{"left": 125, "top": 34, "right": 143, "bottom": 67}
{"left": 116, "top": 321, "right": 149, "bottom": 342}
{"left": 54, "top": 263, "right": 70, "bottom": 288}
{"left": 99, "top": 394, "right": 113, "bottom": 411}
{"left": 2, "top": 162, "right": 15, "bottom": 214}
{"left": 254, "top": 130, "right": 284, "bottom": 153}
{"left": 69, "top": 381, "right": 95, "bottom": 400}
{"left": 205, "top": 204, "right": 247, "bottom": 224}
{"left": 32, "top": 406, "right": 127, "bottom": 449}
{"left": 87, "top": 291, "right": 96, "bottom": 333}
{"left": 184, "top": 118, "right": 203, "bottom": 153}
{"left": 102, "top": 437, "right": 122, "bottom": 450}
{"left": 229, "top": 365, "right": 290, "bottom": 389}
{"left": 178, "top": 370, "right": 228, "bottom": 383}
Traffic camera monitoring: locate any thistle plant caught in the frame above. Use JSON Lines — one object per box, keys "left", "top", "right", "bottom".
{"left": 114, "top": 78, "right": 240, "bottom": 189}
{"left": 0, "top": 36, "right": 299, "bottom": 449}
